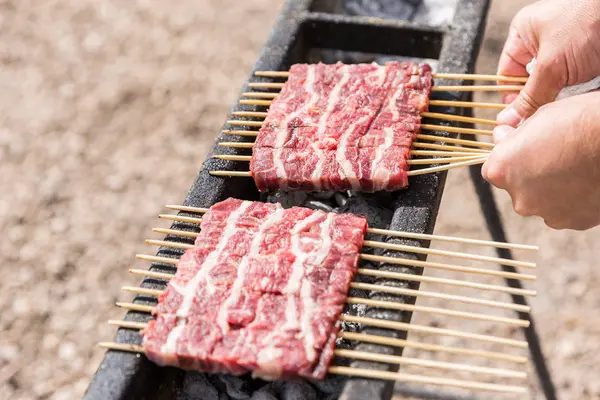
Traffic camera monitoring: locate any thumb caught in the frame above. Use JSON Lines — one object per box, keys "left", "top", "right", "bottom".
{"left": 497, "top": 59, "right": 564, "bottom": 127}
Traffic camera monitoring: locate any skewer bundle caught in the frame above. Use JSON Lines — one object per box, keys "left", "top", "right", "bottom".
{"left": 101, "top": 202, "right": 537, "bottom": 395}
{"left": 211, "top": 69, "right": 525, "bottom": 179}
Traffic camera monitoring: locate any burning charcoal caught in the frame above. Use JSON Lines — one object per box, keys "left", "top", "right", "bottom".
{"left": 339, "top": 195, "right": 392, "bottom": 232}
{"left": 214, "top": 375, "right": 254, "bottom": 399}
{"left": 280, "top": 381, "right": 318, "bottom": 400}
{"left": 312, "top": 191, "right": 335, "bottom": 200}
{"left": 305, "top": 200, "right": 334, "bottom": 212}
{"left": 312, "top": 376, "right": 348, "bottom": 400}
{"left": 334, "top": 193, "right": 348, "bottom": 207}
{"left": 344, "top": 0, "right": 422, "bottom": 20}
{"left": 178, "top": 373, "right": 220, "bottom": 400}
{"left": 264, "top": 190, "right": 308, "bottom": 209}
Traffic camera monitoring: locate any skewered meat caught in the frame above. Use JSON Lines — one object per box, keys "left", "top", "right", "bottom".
{"left": 142, "top": 198, "right": 368, "bottom": 380}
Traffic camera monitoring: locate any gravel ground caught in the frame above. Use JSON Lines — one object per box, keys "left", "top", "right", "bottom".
{"left": 1, "top": 1, "right": 599, "bottom": 399}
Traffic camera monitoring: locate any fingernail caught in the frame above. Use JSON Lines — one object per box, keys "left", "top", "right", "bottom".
{"left": 493, "top": 125, "right": 515, "bottom": 144}
{"left": 481, "top": 159, "right": 489, "bottom": 180}
{"left": 497, "top": 106, "right": 522, "bottom": 127}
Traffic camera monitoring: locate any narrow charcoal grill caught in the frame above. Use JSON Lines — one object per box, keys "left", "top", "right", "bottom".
{"left": 80, "top": 0, "right": 537, "bottom": 399}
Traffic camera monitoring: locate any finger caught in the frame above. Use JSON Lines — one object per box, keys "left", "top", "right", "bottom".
{"left": 481, "top": 159, "right": 489, "bottom": 181}
{"left": 502, "top": 92, "right": 519, "bottom": 105}
{"left": 497, "top": 28, "right": 533, "bottom": 78}
{"left": 497, "top": 54, "right": 565, "bottom": 127}
{"left": 492, "top": 125, "right": 516, "bottom": 144}
{"left": 480, "top": 150, "right": 507, "bottom": 189}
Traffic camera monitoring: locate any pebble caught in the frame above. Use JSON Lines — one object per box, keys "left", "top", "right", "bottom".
{"left": 0, "top": 343, "right": 19, "bottom": 361}
{"left": 11, "top": 297, "right": 30, "bottom": 316}
{"left": 58, "top": 342, "right": 76, "bottom": 362}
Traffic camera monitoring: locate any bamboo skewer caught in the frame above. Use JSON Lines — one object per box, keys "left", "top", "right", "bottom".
{"left": 421, "top": 112, "right": 498, "bottom": 126}
{"left": 219, "top": 142, "right": 489, "bottom": 156}
{"left": 348, "top": 282, "right": 529, "bottom": 313}
{"left": 405, "top": 157, "right": 488, "bottom": 176}
{"left": 144, "top": 235, "right": 534, "bottom": 273}
{"left": 108, "top": 308, "right": 527, "bottom": 349}
{"left": 110, "top": 303, "right": 526, "bottom": 378}
{"left": 241, "top": 92, "right": 278, "bottom": 98}
{"left": 415, "top": 134, "right": 495, "bottom": 149}
{"left": 229, "top": 110, "right": 498, "bottom": 127}
{"left": 151, "top": 215, "right": 533, "bottom": 269}
{"left": 96, "top": 342, "right": 526, "bottom": 393}
{"left": 213, "top": 154, "right": 486, "bottom": 165}
{"left": 219, "top": 129, "right": 494, "bottom": 150}
{"left": 338, "top": 332, "right": 527, "bottom": 364}
{"left": 240, "top": 98, "right": 509, "bottom": 109}
{"left": 340, "top": 315, "right": 527, "bottom": 348}
{"left": 421, "top": 124, "right": 494, "bottom": 136}
{"left": 239, "top": 99, "right": 273, "bottom": 106}
{"left": 219, "top": 132, "right": 491, "bottom": 155}
{"left": 328, "top": 366, "right": 526, "bottom": 394}
{"left": 253, "top": 70, "right": 528, "bottom": 83}
{"left": 137, "top": 251, "right": 535, "bottom": 283}
{"left": 333, "top": 349, "right": 526, "bottom": 379}
{"left": 362, "top": 240, "right": 535, "bottom": 269}
{"left": 355, "top": 268, "right": 536, "bottom": 296}
{"left": 156, "top": 208, "right": 536, "bottom": 254}
{"left": 154, "top": 210, "right": 537, "bottom": 259}
{"left": 247, "top": 82, "right": 524, "bottom": 92}
{"left": 146, "top": 228, "right": 538, "bottom": 293}
{"left": 358, "top": 254, "right": 535, "bottom": 282}
{"left": 220, "top": 128, "right": 494, "bottom": 150}
{"left": 410, "top": 150, "right": 492, "bottom": 157}
{"left": 429, "top": 100, "right": 508, "bottom": 109}
{"left": 124, "top": 269, "right": 530, "bottom": 324}
{"left": 210, "top": 171, "right": 253, "bottom": 177}
{"left": 129, "top": 256, "right": 531, "bottom": 312}
{"left": 135, "top": 257, "right": 534, "bottom": 298}
{"left": 410, "top": 142, "right": 489, "bottom": 153}
{"left": 104, "top": 309, "right": 527, "bottom": 364}
{"left": 208, "top": 162, "right": 490, "bottom": 177}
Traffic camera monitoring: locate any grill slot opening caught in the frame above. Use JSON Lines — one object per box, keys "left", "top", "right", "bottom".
{"left": 311, "top": 0, "right": 423, "bottom": 20}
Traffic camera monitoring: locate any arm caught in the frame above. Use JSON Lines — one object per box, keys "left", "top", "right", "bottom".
{"left": 496, "top": 0, "right": 600, "bottom": 126}
{"left": 482, "top": 91, "right": 600, "bottom": 230}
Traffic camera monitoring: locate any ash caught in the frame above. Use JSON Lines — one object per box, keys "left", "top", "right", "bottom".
{"left": 343, "top": 0, "right": 458, "bottom": 26}
{"left": 413, "top": 0, "right": 459, "bottom": 26}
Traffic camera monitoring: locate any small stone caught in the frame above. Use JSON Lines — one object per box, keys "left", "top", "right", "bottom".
{"left": 0, "top": 343, "right": 19, "bottom": 361}
{"left": 43, "top": 334, "right": 60, "bottom": 350}
{"left": 105, "top": 175, "right": 126, "bottom": 192}
{"left": 19, "top": 243, "right": 38, "bottom": 262}
{"left": 83, "top": 32, "right": 104, "bottom": 51}
{"left": 49, "top": 218, "right": 69, "bottom": 234}
{"left": 12, "top": 297, "right": 30, "bottom": 316}
{"left": 58, "top": 342, "right": 76, "bottom": 362}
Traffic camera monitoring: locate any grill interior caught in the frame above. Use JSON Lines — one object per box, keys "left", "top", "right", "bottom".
{"left": 83, "top": 1, "right": 502, "bottom": 399}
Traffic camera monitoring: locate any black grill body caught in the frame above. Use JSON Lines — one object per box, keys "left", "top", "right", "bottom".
{"left": 84, "top": 1, "right": 491, "bottom": 399}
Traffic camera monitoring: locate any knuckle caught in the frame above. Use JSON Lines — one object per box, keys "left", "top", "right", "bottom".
{"left": 544, "top": 218, "right": 566, "bottom": 230}
{"left": 517, "top": 90, "right": 543, "bottom": 114}
{"left": 483, "top": 160, "right": 505, "bottom": 187}
{"left": 512, "top": 199, "right": 533, "bottom": 217}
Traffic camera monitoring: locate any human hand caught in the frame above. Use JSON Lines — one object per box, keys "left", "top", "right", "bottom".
{"left": 482, "top": 92, "right": 600, "bottom": 230}
{"left": 496, "top": 0, "right": 600, "bottom": 126}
